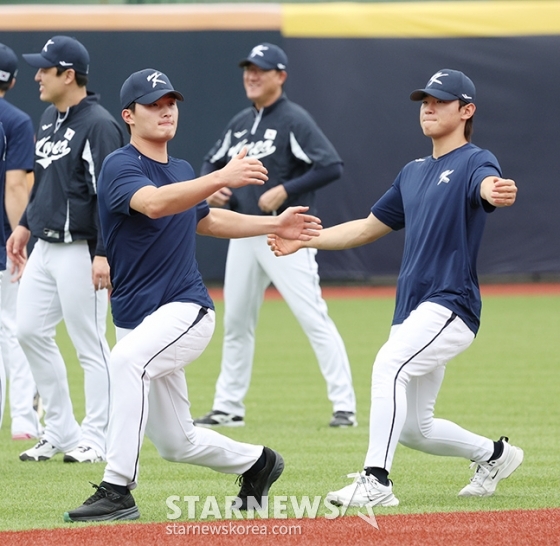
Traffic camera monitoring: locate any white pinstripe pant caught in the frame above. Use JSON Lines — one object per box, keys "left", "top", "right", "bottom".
{"left": 365, "top": 302, "right": 494, "bottom": 471}
{"left": 103, "top": 302, "right": 262, "bottom": 489}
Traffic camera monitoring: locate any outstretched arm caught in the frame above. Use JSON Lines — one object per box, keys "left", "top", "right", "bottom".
{"left": 480, "top": 176, "right": 517, "bottom": 207}
{"left": 130, "top": 148, "right": 267, "bottom": 218}
{"left": 268, "top": 212, "right": 392, "bottom": 256}
{"left": 196, "top": 206, "right": 322, "bottom": 241}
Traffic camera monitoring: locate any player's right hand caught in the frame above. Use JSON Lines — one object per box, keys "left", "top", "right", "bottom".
{"left": 221, "top": 147, "right": 268, "bottom": 189}
{"left": 6, "top": 225, "right": 30, "bottom": 281}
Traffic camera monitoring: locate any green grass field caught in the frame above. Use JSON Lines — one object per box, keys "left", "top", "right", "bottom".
{"left": 1, "top": 292, "right": 559, "bottom": 530}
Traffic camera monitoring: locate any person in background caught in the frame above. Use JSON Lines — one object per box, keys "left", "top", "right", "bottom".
{"left": 194, "top": 43, "right": 356, "bottom": 430}
{"left": 0, "top": 42, "right": 42, "bottom": 441}
{"left": 8, "top": 36, "right": 124, "bottom": 463}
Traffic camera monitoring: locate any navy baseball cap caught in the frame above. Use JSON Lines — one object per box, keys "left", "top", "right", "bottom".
{"left": 0, "top": 43, "right": 18, "bottom": 84}
{"left": 239, "top": 43, "right": 288, "bottom": 71}
{"left": 410, "top": 69, "right": 476, "bottom": 104}
{"left": 23, "top": 36, "right": 89, "bottom": 75}
{"left": 120, "top": 68, "right": 184, "bottom": 110}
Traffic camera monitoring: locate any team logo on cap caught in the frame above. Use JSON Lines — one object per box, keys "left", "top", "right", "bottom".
{"left": 43, "top": 39, "right": 55, "bottom": 52}
{"left": 146, "top": 71, "right": 166, "bottom": 88}
{"left": 427, "top": 71, "right": 448, "bottom": 87}
{"left": 249, "top": 45, "right": 268, "bottom": 58}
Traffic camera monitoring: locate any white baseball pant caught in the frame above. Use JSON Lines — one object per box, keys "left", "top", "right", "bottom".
{"left": 16, "top": 239, "right": 110, "bottom": 454}
{"left": 103, "top": 302, "right": 262, "bottom": 489}
{"left": 365, "top": 301, "right": 494, "bottom": 471}
{"left": 1, "top": 260, "right": 41, "bottom": 437}
{"left": 0, "top": 272, "right": 4, "bottom": 429}
{"left": 213, "top": 235, "right": 356, "bottom": 417}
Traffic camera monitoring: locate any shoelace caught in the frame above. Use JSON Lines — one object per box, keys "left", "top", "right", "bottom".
{"left": 469, "top": 436, "right": 509, "bottom": 485}
{"left": 468, "top": 460, "right": 496, "bottom": 484}
{"left": 341, "top": 472, "right": 389, "bottom": 503}
{"left": 83, "top": 483, "right": 121, "bottom": 505}
{"left": 235, "top": 474, "right": 256, "bottom": 497}
{"left": 345, "top": 472, "right": 374, "bottom": 490}
{"left": 345, "top": 472, "right": 390, "bottom": 490}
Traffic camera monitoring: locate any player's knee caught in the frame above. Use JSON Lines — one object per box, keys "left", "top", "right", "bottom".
{"left": 16, "top": 320, "right": 39, "bottom": 348}
{"left": 158, "top": 448, "right": 182, "bottom": 462}
{"left": 399, "top": 421, "right": 432, "bottom": 449}
{"left": 399, "top": 426, "right": 424, "bottom": 449}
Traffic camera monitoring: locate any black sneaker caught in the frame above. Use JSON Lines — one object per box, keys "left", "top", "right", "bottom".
{"left": 235, "top": 447, "right": 284, "bottom": 510}
{"left": 63, "top": 482, "right": 140, "bottom": 522}
{"left": 329, "top": 411, "right": 357, "bottom": 427}
{"left": 194, "top": 410, "right": 245, "bottom": 428}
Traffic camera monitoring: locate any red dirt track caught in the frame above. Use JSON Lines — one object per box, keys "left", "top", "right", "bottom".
{"left": 3, "top": 509, "right": 560, "bottom": 546}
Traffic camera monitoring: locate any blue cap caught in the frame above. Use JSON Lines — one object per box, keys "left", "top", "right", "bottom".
{"left": 23, "top": 35, "right": 89, "bottom": 75}
{"left": 410, "top": 69, "right": 476, "bottom": 104}
{"left": 120, "top": 68, "right": 184, "bottom": 110}
{"left": 0, "top": 43, "right": 18, "bottom": 83}
{"left": 239, "top": 43, "right": 287, "bottom": 71}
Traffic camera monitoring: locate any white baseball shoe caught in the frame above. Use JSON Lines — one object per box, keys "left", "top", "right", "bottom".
{"left": 19, "top": 438, "right": 61, "bottom": 461}
{"left": 458, "top": 436, "right": 524, "bottom": 497}
{"left": 64, "top": 446, "right": 105, "bottom": 463}
{"left": 326, "top": 472, "right": 399, "bottom": 507}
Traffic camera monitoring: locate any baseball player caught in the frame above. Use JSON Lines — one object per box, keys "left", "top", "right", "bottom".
{"left": 0, "top": 42, "right": 42, "bottom": 440}
{"left": 7, "top": 36, "right": 124, "bottom": 463}
{"left": 194, "top": 43, "right": 356, "bottom": 429}
{"left": 64, "top": 68, "right": 321, "bottom": 522}
{"left": 269, "top": 69, "right": 522, "bottom": 506}
{"left": 0, "top": 121, "right": 6, "bottom": 428}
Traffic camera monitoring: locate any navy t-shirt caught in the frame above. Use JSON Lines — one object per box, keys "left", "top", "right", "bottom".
{"left": 0, "top": 97, "right": 34, "bottom": 241}
{"left": 372, "top": 143, "right": 501, "bottom": 334}
{"left": 98, "top": 144, "right": 213, "bottom": 329}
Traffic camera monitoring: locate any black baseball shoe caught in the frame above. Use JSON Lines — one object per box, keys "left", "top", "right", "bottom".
{"left": 329, "top": 411, "right": 357, "bottom": 427}
{"left": 194, "top": 410, "right": 245, "bottom": 427}
{"left": 235, "top": 447, "right": 284, "bottom": 510}
{"left": 63, "top": 482, "right": 140, "bottom": 522}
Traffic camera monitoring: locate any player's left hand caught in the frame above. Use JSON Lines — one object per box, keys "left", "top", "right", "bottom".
{"left": 92, "top": 256, "right": 112, "bottom": 291}
{"left": 274, "top": 206, "right": 322, "bottom": 241}
{"left": 258, "top": 185, "right": 287, "bottom": 213}
{"left": 267, "top": 234, "right": 302, "bottom": 256}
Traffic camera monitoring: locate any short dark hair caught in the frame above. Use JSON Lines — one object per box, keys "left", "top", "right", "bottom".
{"left": 459, "top": 100, "right": 474, "bottom": 141}
{"left": 55, "top": 65, "right": 88, "bottom": 87}
{"left": 0, "top": 81, "right": 11, "bottom": 93}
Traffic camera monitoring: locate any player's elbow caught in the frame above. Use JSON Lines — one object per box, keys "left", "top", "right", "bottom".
{"left": 140, "top": 200, "right": 169, "bottom": 219}
{"left": 131, "top": 187, "right": 170, "bottom": 219}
